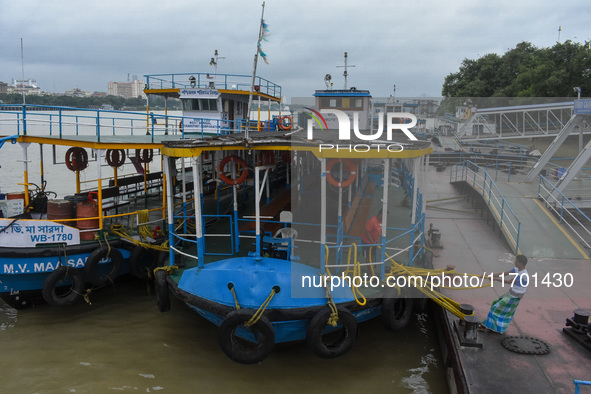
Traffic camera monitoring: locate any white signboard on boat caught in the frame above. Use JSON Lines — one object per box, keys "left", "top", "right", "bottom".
{"left": 0, "top": 199, "right": 24, "bottom": 217}
{"left": 0, "top": 219, "right": 80, "bottom": 247}
{"left": 179, "top": 89, "right": 220, "bottom": 99}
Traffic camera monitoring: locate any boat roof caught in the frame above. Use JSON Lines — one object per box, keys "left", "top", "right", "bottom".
{"left": 313, "top": 89, "right": 371, "bottom": 97}
{"left": 144, "top": 72, "right": 282, "bottom": 102}
{"left": 161, "top": 128, "right": 432, "bottom": 159}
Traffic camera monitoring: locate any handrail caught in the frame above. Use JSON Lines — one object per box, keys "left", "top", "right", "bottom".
{"left": 450, "top": 160, "right": 521, "bottom": 254}
{"left": 538, "top": 175, "right": 591, "bottom": 249}
{"left": 0, "top": 104, "right": 279, "bottom": 141}
{"left": 144, "top": 72, "right": 282, "bottom": 99}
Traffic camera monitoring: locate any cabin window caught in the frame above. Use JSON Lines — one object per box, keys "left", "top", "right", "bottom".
{"left": 341, "top": 98, "right": 350, "bottom": 108}
{"left": 182, "top": 98, "right": 219, "bottom": 112}
{"left": 319, "top": 97, "right": 365, "bottom": 110}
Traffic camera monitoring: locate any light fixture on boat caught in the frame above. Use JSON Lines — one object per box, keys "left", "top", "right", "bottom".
{"left": 189, "top": 75, "right": 196, "bottom": 88}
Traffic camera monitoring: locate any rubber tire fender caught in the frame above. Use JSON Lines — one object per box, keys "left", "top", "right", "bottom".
{"left": 218, "top": 309, "right": 275, "bottom": 364}
{"left": 129, "top": 245, "right": 156, "bottom": 280}
{"left": 84, "top": 246, "right": 124, "bottom": 287}
{"left": 42, "top": 266, "right": 85, "bottom": 307}
{"left": 306, "top": 306, "right": 358, "bottom": 359}
{"left": 154, "top": 269, "right": 171, "bottom": 312}
{"left": 381, "top": 297, "right": 414, "bottom": 332}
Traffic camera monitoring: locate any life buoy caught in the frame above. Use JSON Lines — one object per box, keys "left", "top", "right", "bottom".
{"left": 154, "top": 269, "right": 171, "bottom": 312}
{"left": 135, "top": 149, "right": 153, "bottom": 164}
{"left": 306, "top": 306, "right": 357, "bottom": 358}
{"left": 218, "top": 309, "right": 275, "bottom": 364}
{"left": 106, "top": 149, "right": 126, "bottom": 167}
{"left": 84, "top": 246, "right": 124, "bottom": 287}
{"left": 381, "top": 295, "right": 413, "bottom": 332}
{"left": 278, "top": 116, "right": 292, "bottom": 130}
{"left": 218, "top": 155, "right": 248, "bottom": 185}
{"left": 42, "top": 266, "right": 85, "bottom": 307}
{"left": 129, "top": 245, "right": 156, "bottom": 280}
{"left": 326, "top": 159, "right": 357, "bottom": 188}
{"left": 65, "top": 147, "right": 88, "bottom": 172}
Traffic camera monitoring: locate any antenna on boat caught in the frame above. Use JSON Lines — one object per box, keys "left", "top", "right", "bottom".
{"left": 336, "top": 51, "right": 355, "bottom": 90}
{"left": 209, "top": 49, "right": 226, "bottom": 86}
{"left": 20, "top": 38, "right": 25, "bottom": 105}
{"left": 246, "top": 2, "right": 266, "bottom": 139}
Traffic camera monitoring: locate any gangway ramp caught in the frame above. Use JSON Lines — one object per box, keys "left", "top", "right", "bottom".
{"left": 450, "top": 162, "right": 589, "bottom": 259}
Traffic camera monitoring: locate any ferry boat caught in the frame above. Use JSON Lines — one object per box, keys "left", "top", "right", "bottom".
{"left": 0, "top": 71, "right": 283, "bottom": 309}
{"left": 150, "top": 76, "right": 433, "bottom": 363}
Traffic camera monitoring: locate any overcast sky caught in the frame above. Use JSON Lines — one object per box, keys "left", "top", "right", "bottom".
{"left": 1, "top": 0, "right": 589, "bottom": 100}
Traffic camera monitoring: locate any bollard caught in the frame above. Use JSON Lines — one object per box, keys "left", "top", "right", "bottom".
{"left": 463, "top": 315, "right": 480, "bottom": 341}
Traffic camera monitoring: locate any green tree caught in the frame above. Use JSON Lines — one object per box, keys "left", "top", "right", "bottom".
{"left": 442, "top": 40, "right": 591, "bottom": 99}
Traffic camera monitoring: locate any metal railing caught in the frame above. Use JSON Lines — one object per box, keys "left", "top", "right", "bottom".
{"left": 0, "top": 104, "right": 279, "bottom": 142}
{"left": 538, "top": 175, "right": 591, "bottom": 250}
{"left": 450, "top": 160, "right": 521, "bottom": 254}
{"left": 144, "top": 72, "right": 282, "bottom": 99}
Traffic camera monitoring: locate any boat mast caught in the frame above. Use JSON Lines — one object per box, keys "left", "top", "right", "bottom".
{"left": 245, "top": 2, "right": 266, "bottom": 139}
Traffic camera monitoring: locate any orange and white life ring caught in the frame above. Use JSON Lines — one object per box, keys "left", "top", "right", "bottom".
{"left": 218, "top": 155, "right": 248, "bottom": 185}
{"left": 326, "top": 159, "right": 357, "bottom": 188}
{"left": 278, "top": 116, "right": 292, "bottom": 130}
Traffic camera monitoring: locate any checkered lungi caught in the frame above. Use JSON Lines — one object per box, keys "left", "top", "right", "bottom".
{"left": 482, "top": 292, "right": 522, "bottom": 333}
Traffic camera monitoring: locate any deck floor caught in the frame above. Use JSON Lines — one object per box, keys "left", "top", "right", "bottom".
{"left": 425, "top": 165, "right": 591, "bottom": 393}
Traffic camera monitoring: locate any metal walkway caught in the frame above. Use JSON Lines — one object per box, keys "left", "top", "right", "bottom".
{"left": 451, "top": 162, "right": 589, "bottom": 260}
{"left": 457, "top": 100, "right": 591, "bottom": 141}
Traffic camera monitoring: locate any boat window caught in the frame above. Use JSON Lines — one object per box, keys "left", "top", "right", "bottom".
{"left": 342, "top": 98, "right": 350, "bottom": 109}
{"left": 182, "top": 98, "right": 218, "bottom": 112}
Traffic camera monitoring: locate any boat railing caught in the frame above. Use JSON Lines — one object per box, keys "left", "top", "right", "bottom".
{"left": 144, "top": 72, "right": 282, "bottom": 99}
{"left": 450, "top": 160, "right": 522, "bottom": 254}
{"left": 0, "top": 104, "right": 281, "bottom": 141}
{"left": 538, "top": 175, "right": 591, "bottom": 250}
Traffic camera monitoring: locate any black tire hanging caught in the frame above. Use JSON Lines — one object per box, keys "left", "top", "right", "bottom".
{"left": 129, "top": 245, "right": 157, "bottom": 280}
{"left": 84, "top": 246, "right": 124, "bottom": 287}
{"left": 154, "top": 269, "right": 171, "bottom": 312}
{"left": 381, "top": 297, "right": 414, "bottom": 332}
{"left": 306, "top": 306, "right": 358, "bottom": 359}
{"left": 42, "top": 266, "right": 85, "bottom": 307}
{"left": 218, "top": 309, "right": 275, "bottom": 364}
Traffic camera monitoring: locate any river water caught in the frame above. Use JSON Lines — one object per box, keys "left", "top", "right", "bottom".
{"left": 0, "top": 110, "right": 448, "bottom": 393}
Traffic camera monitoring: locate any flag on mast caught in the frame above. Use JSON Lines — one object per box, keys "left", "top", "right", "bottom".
{"left": 257, "top": 20, "right": 270, "bottom": 64}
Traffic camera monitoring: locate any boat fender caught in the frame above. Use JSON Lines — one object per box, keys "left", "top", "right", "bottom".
{"left": 218, "top": 309, "right": 275, "bottom": 364}
{"left": 65, "top": 147, "right": 89, "bottom": 172}
{"left": 326, "top": 159, "right": 357, "bottom": 188}
{"left": 129, "top": 245, "right": 156, "bottom": 280}
{"left": 42, "top": 266, "right": 86, "bottom": 307}
{"left": 105, "top": 149, "right": 126, "bottom": 167}
{"left": 84, "top": 246, "right": 124, "bottom": 287}
{"left": 135, "top": 149, "right": 153, "bottom": 164}
{"left": 154, "top": 269, "right": 171, "bottom": 312}
{"left": 217, "top": 155, "right": 249, "bottom": 185}
{"left": 381, "top": 296, "right": 414, "bottom": 332}
{"left": 306, "top": 306, "right": 357, "bottom": 359}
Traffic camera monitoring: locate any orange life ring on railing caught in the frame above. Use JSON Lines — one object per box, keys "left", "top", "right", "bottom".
{"left": 218, "top": 155, "right": 248, "bottom": 185}
{"left": 106, "top": 149, "right": 126, "bottom": 167}
{"left": 65, "top": 147, "right": 88, "bottom": 172}
{"left": 278, "top": 116, "right": 292, "bottom": 130}
{"left": 326, "top": 159, "right": 357, "bottom": 188}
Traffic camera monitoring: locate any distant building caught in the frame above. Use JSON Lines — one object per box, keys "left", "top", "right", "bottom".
{"left": 0, "top": 81, "right": 7, "bottom": 94}
{"left": 92, "top": 91, "right": 107, "bottom": 97}
{"left": 108, "top": 80, "right": 145, "bottom": 99}
{"left": 65, "top": 88, "right": 91, "bottom": 97}
{"left": 7, "top": 79, "right": 41, "bottom": 95}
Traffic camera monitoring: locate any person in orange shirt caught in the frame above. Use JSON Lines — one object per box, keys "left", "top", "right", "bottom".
{"left": 361, "top": 209, "right": 382, "bottom": 266}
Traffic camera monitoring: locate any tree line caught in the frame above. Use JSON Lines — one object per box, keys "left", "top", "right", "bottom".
{"left": 0, "top": 93, "right": 180, "bottom": 110}
{"left": 439, "top": 40, "right": 591, "bottom": 113}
